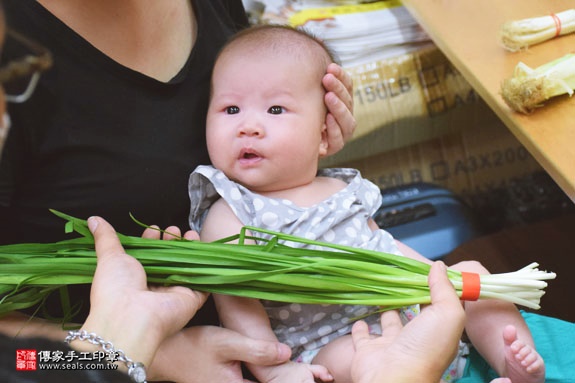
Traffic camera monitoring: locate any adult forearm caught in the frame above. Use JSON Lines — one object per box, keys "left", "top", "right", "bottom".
{"left": 0, "top": 312, "right": 68, "bottom": 341}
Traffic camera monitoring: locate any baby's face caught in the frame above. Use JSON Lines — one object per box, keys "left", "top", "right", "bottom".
{"left": 206, "top": 48, "right": 328, "bottom": 193}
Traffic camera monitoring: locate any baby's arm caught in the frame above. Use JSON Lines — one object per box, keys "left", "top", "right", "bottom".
{"left": 367, "top": 218, "right": 432, "bottom": 265}
{"left": 201, "top": 199, "right": 332, "bottom": 383}
{"left": 201, "top": 199, "right": 277, "bottom": 342}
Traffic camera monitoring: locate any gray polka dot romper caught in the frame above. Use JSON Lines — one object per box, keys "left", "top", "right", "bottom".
{"left": 188, "top": 165, "right": 415, "bottom": 361}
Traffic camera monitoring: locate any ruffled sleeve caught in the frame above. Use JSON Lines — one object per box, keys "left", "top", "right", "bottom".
{"left": 188, "top": 165, "right": 261, "bottom": 233}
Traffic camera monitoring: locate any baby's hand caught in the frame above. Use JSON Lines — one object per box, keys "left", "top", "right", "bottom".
{"left": 252, "top": 361, "right": 333, "bottom": 383}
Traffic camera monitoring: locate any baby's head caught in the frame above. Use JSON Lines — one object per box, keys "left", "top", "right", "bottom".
{"left": 209, "top": 24, "right": 337, "bottom": 120}
{"left": 206, "top": 25, "right": 339, "bottom": 193}
{"left": 212, "top": 24, "right": 336, "bottom": 92}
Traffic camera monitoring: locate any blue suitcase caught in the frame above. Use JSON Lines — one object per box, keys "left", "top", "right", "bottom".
{"left": 372, "top": 183, "right": 484, "bottom": 260}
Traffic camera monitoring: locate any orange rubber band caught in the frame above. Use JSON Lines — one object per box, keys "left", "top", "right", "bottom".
{"left": 460, "top": 272, "right": 481, "bottom": 301}
{"left": 551, "top": 13, "right": 562, "bottom": 37}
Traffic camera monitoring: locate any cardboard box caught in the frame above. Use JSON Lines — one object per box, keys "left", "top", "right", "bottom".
{"left": 322, "top": 44, "right": 500, "bottom": 166}
{"left": 329, "top": 118, "right": 559, "bottom": 230}
{"left": 320, "top": 43, "right": 575, "bottom": 230}
{"left": 335, "top": 118, "right": 542, "bottom": 196}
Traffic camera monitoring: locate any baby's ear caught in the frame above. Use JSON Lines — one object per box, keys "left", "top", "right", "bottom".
{"left": 319, "top": 123, "right": 329, "bottom": 157}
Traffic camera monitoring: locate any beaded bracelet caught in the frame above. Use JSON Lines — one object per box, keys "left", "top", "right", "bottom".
{"left": 65, "top": 330, "right": 147, "bottom": 383}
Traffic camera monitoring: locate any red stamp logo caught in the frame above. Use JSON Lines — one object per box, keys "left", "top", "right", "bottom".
{"left": 16, "top": 349, "right": 37, "bottom": 371}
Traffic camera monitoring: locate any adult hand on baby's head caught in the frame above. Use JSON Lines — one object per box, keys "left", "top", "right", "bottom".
{"left": 323, "top": 63, "right": 356, "bottom": 156}
{"left": 350, "top": 261, "right": 466, "bottom": 383}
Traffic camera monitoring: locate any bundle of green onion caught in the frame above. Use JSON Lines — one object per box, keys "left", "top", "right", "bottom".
{"left": 0, "top": 211, "right": 556, "bottom": 317}
{"left": 498, "top": 9, "right": 575, "bottom": 52}
{"left": 501, "top": 53, "right": 575, "bottom": 113}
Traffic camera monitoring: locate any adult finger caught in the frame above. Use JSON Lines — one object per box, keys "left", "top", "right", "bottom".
{"left": 422, "top": 261, "right": 466, "bottom": 365}
{"left": 351, "top": 320, "right": 370, "bottom": 346}
{"left": 88, "top": 216, "right": 125, "bottom": 263}
{"left": 378, "top": 309, "right": 403, "bottom": 339}
{"left": 326, "top": 63, "right": 353, "bottom": 110}
{"left": 142, "top": 225, "right": 187, "bottom": 240}
{"left": 324, "top": 112, "right": 344, "bottom": 155}
{"left": 162, "top": 226, "right": 182, "bottom": 240}
{"left": 142, "top": 225, "right": 161, "bottom": 239}
{"left": 216, "top": 328, "right": 292, "bottom": 365}
{"left": 152, "top": 285, "right": 209, "bottom": 314}
{"left": 428, "top": 261, "right": 464, "bottom": 309}
{"left": 151, "top": 286, "right": 209, "bottom": 335}
{"left": 149, "top": 326, "right": 292, "bottom": 383}
{"left": 183, "top": 230, "right": 200, "bottom": 241}
{"left": 324, "top": 94, "right": 356, "bottom": 144}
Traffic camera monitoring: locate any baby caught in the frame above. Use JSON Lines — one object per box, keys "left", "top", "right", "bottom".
{"left": 189, "top": 24, "right": 545, "bottom": 383}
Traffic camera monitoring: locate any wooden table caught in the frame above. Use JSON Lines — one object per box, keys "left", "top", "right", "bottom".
{"left": 402, "top": 0, "right": 575, "bottom": 202}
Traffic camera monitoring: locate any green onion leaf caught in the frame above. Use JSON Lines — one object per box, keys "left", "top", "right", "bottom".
{"left": 0, "top": 211, "right": 557, "bottom": 318}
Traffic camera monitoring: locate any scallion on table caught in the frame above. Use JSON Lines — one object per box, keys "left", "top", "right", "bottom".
{"left": 0, "top": 210, "right": 556, "bottom": 318}
{"left": 501, "top": 53, "right": 575, "bottom": 114}
{"left": 499, "top": 9, "right": 575, "bottom": 52}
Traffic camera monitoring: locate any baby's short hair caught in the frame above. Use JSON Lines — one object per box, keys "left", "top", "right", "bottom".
{"left": 217, "top": 24, "right": 338, "bottom": 78}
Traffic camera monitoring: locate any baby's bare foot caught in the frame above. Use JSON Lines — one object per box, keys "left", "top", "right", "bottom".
{"left": 502, "top": 325, "right": 545, "bottom": 383}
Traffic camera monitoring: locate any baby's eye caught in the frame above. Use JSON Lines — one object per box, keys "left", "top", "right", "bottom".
{"left": 268, "top": 105, "right": 284, "bottom": 115}
{"left": 226, "top": 106, "right": 240, "bottom": 114}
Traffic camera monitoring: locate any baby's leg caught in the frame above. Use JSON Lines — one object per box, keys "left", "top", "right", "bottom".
{"left": 502, "top": 324, "right": 545, "bottom": 383}
{"left": 312, "top": 334, "right": 355, "bottom": 383}
{"left": 450, "top": 261, "right": 544, "bottom": 383}
{"left": 251, "top": 361, "right": 333, "bottom": 383}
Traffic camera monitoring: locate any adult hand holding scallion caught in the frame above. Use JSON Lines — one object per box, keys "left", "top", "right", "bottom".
{"left": 1, "top": 216, "right": 515, "bottom": 382}
{"left": 0, "top": 216, "right": 295, "bottom": 383}
{"left": 70, "top": 216, "right": 208, "bottom": 379}
{"left": 351, "top": 261, "right": 465, "bottom": 383}
{"left": 0, "top": 209, "right": 555, "bottom": 382}
{"left": 351, "top": 261, "right": 513, "bottom": 383}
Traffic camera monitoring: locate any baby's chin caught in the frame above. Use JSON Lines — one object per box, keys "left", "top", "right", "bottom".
{"left": 234, "top": 177, "right": 303, "bottom": 196}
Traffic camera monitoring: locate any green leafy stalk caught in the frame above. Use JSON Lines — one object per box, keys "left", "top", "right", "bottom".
{"left": 0, "top": 211, "right": 556, "bottom": 318}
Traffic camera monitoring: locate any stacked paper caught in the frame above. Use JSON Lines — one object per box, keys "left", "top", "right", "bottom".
{"left": 247, "top": 0, "right": 431, "bottom": 68}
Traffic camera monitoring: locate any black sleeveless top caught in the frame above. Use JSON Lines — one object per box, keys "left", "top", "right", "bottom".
{"left": 0, "top": 0, "right": 248, "bottom": 324}
{"left": 0, "top": 0, "right": 248, "bottom": 243}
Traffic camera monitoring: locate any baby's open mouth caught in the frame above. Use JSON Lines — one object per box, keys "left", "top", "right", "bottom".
{"left": 240, "top": 148, "right": 261, "bottom": 159}
{"left": 239, "top": 148, "right": 263, "bottom": 163}
{"left": 242, "top": 152, "right": 259, "bottom": 159}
